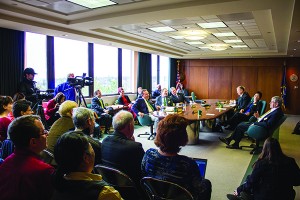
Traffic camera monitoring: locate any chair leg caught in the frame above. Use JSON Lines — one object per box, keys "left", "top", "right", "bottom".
{"left": 147, "top": 125, "right": 155, "bottom": 140}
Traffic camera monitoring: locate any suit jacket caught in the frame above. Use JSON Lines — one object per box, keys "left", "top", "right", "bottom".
{"left": 117, "top": 95, "right": 131, "bottom": 106}
{"left": 152, "top": 89, "right": 161, "bottom": 99}
{"left": 91, "top": 96, "right": 106, "bottom": 115}
{"left": 171, "top": 93, "right": 190, "bottom": 104}
{"left": 101, "top": 131, "right": 145, "bottom": 185}
{"left": 155, "top": 95, "right": 173, "bottom": 107}
{"left": 132, "top": 98, "right": 156, "bottom": 115}
{"left": 253, "top": 107, "right": 284, "bottom": 133}
{"left": 236, "top": 92, "right": 251, "bottom": 111}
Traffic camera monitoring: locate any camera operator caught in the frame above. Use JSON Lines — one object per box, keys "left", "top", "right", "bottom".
{"left": 54, "top": 73, "right": 76, "bottom": 101}
{"left": 45, "top": 92, "right": 65, "bottom": 126}
{"left": 18, "top": 68, "right": 39, "bottom": 105}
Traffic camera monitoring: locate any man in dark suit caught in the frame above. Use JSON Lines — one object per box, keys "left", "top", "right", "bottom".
{"left": 170, "top": 87, "right": 190, "bottom": 104}
{"left": 236, "top": 85, "right": 251, "bottom": 112}
{"left": 155, "top": 88, "right": 173, "bottom": 110}
{"left": 132, "top": 89, "right": 159, "bottom": 131}
{"left": 91, "top": 89, "right": 112, "bottom": 134}
{"left": 101, "top": 110, "right": 145, "bottom": 187}
{"left": 219, "top": 96, "right": 284, "bottom": 149}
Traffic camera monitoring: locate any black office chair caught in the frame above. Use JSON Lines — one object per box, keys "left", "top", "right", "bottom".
{"left": 94, "top": 164, "right": 142, "bottom": 200}
{"left": 140, "top": 177, "right": 194, "bottom": 200}
{"left": 241, "top": 115, "right": 287, "bottom": 154}
{"left": 137, "top": 115, "right": 155, "bottom": 140}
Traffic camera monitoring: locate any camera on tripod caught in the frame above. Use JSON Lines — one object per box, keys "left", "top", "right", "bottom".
{"left": 34, "top": 89, "right": 54, "bottom": 100}
{"left": 67, "top": 73, "right": 93, "bottom": 88}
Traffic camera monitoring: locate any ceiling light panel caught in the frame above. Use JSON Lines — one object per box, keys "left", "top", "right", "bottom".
{"left": 197, "top": 22, "right": 227, "bottom": 29}
{"left": 231, "top": 45, "right": 248, "bottom": 48}
{"left": 185, "top": 41, "right": 205, "bottom": 45}
{"left": 223, "top": 39, "right": 243, "bottom": 43}
{"left": 213, "top": 32, "right": 236, "bottom": 37}
{"left": 148, "top": 27, "right": 176, "bottom": 33}
{"left": 67, "top": 0, "right": 116, "bottom": 8}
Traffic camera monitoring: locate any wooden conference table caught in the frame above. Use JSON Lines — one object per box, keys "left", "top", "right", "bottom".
{"left": 153, "top": 99, "right": 236, "bottom": 144}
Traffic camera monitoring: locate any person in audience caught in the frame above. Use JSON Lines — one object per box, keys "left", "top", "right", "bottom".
{"left": 52, "top": 131, "right": 122, "bottom": 200}
{"left": 101, "top": 110, "right": 145, "bottom": 186}
{"left": 18, "top": 68, "right": 39, "bottom": 104}
{"left": 12, "top": 99, "right": 34, "bottom": 118}
{"left": 54, "top": 73, "right": 76, "bottom": 101}
{"left": 47, "top": 100, "right": 78, "bottom": 153}
{"left": 170, "top": 86, "right": 190, "bottom": 104}
{"left": 219, "top": 96, "right": 284, "bottom": 149}
{"left": 227, "top": 138, "right": 300, "bottom": 200}
{"left": 155, "top": 88, "right": 173, "bottom": 110}
{"left": 0, "top": 115, "right": 54, "bottom": 200}
{"left": 117, "top": 87, "right": 132, "bottom": 108}
{"left": 72, "top": 107, "right": 102, "bottom": 164}
{"left": 7, "top": 92, "right": 26, "bottom": 120}
{"left": 221, "top": 91, "right": 263, "bottom": 130}
{"left": 152, "top": 84, "right": 161, "bottom": 99}
{"left": 141, "top": 114, "right": 212, "bottom": 200}
{"left": 91, "top": 89, "right": 112, "bottom": 134}
{"left": 132, "top": 89, "right": 159, "bottom": 132}
{"left": 45, "top": 92, "right": 65, "bottom": 126}
{"left": 137, "top": 86, "right": 143, "bottom": 99}
{"left": 176, "top": 82, "right": 189, "bottom": 96}
{"left": 0, "top": 95, "right": 13, "bottom": 141}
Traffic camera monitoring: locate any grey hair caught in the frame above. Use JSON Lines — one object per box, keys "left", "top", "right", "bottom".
{"left": 112, "top": 110, "right": 133, "bottom": 130}
{"left": 72, "top": 107, "right": 94, "bottom": 129}
{"left": 170, "top": 87, "right": 176, "bottom": 91}
{"left": 272, "top": 96, "right": 282, "bottom": 107}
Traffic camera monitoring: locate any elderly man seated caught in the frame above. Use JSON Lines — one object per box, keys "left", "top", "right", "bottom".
{"left": 170, "top": 86, "right": 190, "bottom": 104}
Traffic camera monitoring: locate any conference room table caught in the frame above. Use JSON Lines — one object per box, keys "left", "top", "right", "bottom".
{"left": 153, "top": 99, "right": 236, "bottom": 144}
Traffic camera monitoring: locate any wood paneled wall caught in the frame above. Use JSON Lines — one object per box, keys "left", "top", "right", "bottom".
{"left": 180, "top": 58, "right": 300, "bottom": 115}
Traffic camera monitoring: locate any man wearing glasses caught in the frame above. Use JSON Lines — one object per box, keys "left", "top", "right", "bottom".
{"left": 0, "top": 115, "right": 54, "bottom": 200}
{"left": 219, "top": 96, "right": 284, "bottom": 149}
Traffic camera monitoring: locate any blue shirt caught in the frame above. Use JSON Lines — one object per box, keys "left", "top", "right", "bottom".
{"left": 54, "top": 82, "right": 76, "bottom": 101}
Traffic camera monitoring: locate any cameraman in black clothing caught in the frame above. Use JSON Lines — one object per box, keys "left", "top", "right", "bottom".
{"left": 19, "top": 68, "right": 38, "bottom": 105}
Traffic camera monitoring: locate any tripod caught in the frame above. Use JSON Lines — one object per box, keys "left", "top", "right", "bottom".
{"left": 75, "top": 86, "right": 87, "bottom": 107}
{"left": 32, "top": 99, "right": 49, "bottom": 130}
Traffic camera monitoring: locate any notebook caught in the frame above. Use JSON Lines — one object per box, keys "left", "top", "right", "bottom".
{"left": 193, "top": 158, "right": 208, "bottom": 178}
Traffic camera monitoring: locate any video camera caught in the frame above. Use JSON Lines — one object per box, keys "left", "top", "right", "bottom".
{"left": 67, "top": 73, "right": 93, "bottom": 88}
{"left": 34, "top": 89, "right": 54, "bottom": 100}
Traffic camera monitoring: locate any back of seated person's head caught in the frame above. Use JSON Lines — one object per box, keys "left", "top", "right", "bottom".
{"left": 112, "top": 110, "right": 134, "bottom": 138}
{"left": 154, "top": 114, "right": 189, "bottom": 154}
{"left": 72, "top": 107, "right": 94, "bottom": 129}
{"left": 54, "top": 131, "right": 94, "bottom": 174}
{"left": 12, "top": 99, "right": 32, "bottom": 118}
{"left": 8, "top": 115, "right": 41, "bottom": 149}
{"left": 58, "top": 100, "right": 78, "bottom": 117}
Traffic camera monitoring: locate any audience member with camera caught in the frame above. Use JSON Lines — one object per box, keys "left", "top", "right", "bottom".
{"left": 45, "top": 92, "right": 65, "bottom": 126}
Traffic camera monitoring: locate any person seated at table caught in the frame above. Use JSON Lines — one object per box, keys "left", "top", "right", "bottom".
{"left": 132, "top": 89, "right": 159, "bottom": 132}
{"left": 219, "top": 96, "right": 284, "bottom": 149}
{"left": 0, "top": 95, "right": 13, "bottom": 142}
{"left": 137, "top": 86, "right": 143, "bottom": 99}
{"left": 227, "top": 138, "right": 300, "bottom": 200}
{"left": 141, "top": 114, "right": 212, "bottom": 200}
{"left": 170, "top": 86, "right": 190, "bottom": 104}
{"left": 52, "top": 131, "right": 122, "bottom": 200}
{"left": 45, "top": 92, "right": 65, "bottom": 126}
{"left": 152, "top": 84, "right": 161, "bottom": 99}
{"left": 155, "top": 88, "right": 173, "bottom": 110}
{"left": 220, "top": 91, "right": 263, "bottom": 130}
{"left": 176, "top": 82, "right": 189, "bottom": 96}
{"left": 91, "top": 89, "right": 112, "bottom": 134}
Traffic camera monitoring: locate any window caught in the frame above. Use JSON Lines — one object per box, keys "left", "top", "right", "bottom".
{"left": 25, "top": 32, "right": 47, "bottom": 90}
{"left": 151, "top": 54, "right": 158, "bottom": 91}
{"left": 122, "top": 49, "right": 134, "bottom": 93}
{"left": 54, "top": 37, "right": 89, "bottom": 95}
{"left": 94, "top": 44, "right": 118, "bottom": 94}
{"left": 159, "top": 55, "right": 170, "bottom": 89}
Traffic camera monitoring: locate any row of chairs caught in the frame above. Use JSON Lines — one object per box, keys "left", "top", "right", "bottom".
{"left": 94, "top": 164, "right": 194, "bottom": 200}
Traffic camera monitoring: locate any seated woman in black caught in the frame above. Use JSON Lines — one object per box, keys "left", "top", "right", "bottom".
{"left": 52, "top": 131, "right": 122, "bottom": 200}
{"left": 227, "top": 138, "right": 300, "bottom": 200}
{"left": 141, "top": 114, "right": 212, "bottom": 200}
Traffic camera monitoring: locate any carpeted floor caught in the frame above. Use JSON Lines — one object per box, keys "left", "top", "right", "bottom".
{"left": 133, "top": 114, "right": 300, "bottom": 200}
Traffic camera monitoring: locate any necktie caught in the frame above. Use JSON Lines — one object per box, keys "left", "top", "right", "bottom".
{"left": 145, "top": 99, "right": 153, "bottom": 112}
{"left": 257, "top": 109, "right": 272, "bottom": 122}
{"left": 99, "top": 98, "right": 104, "bottom": 109}
{"left": 163, "top": 97, "right": 166, "bottom": 106}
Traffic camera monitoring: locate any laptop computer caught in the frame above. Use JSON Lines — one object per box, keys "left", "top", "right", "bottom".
{"left": 193, "top": 158, "right": 208, "bottom": 179}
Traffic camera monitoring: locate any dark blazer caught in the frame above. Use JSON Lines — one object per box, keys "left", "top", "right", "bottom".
{"left": 155, "top": 95, "right": 173, "bottom": 107}
{"left": 132, "top": 98, "right": 155, "bottom": 115}
{"left": 237, "top": 156, "right": 300, "bottom": 200}
{"left": 171, "top": 93, "right": 190, "bottom": 104}
{"left": 117, "top": 95, "right": 131, "bottom": 106}
{"left": 253, "top": 107, "right": 284, "bottom": 133}
{"left": 101, "top": 131, "right": 145, "bottom": 185}
{"left": 152, "top": 89, "right": 161, "bottom": 99}
{"left": 91, "top": 96, "right": 106, "bottom": 115}
{"left": 236, "top": 92, "right": 251, "bottom": 111}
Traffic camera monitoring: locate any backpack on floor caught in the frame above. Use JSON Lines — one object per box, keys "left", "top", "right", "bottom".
{"left": 292, "top": 121, "right": 300, "bottom": 135}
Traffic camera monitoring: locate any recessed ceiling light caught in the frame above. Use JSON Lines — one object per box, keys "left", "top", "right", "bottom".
{"left": 223, "top": 39, "right": 243, "bottom": 43}
{"left": 185, "top": 35, "right": 206, "bottom": 40}
{"left": 169, "top": 36, "right": 185, "bottom": 39}
{"left": 148, "top": 26, "right": 176, "bottom": 33}
{"left": 237, "top": 22, "right": 245, "bottom": 25}
{"left": 185, "top": 41, "right": 205, "bottom": 45}
{"left": 294, "top": 49, "right": 297, "bottom": 51}
{"left": 67, "top": 0, "right": 116, "bottom": 9}
{"left": 197, "top": 22, "right": 227, "bottom": 29}
{"left": 231, "top": 45, "right": 248, "bottom": 48}
{"left": 212, "top": 32, "right": 236, "bottom": 37}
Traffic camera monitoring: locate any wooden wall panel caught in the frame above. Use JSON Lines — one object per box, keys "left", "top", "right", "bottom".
{"left": 208, "top": 66, "right": 232, "bottom": 99}
{"left": 185, "top": 65, "right": 209, "bottom": 99}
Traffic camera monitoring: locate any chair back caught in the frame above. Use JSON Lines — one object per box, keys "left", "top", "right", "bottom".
{"left": 137, "top": 115, "right": 153, "bottom": 126}
{"left": 94, "top": 165, "right": 141, "bottom": 200}
{"left": 259, "top": 100, "right": 267, "bottom": 115}
{"left": 140, "top": 177, "right": 194, "bottom": 200}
